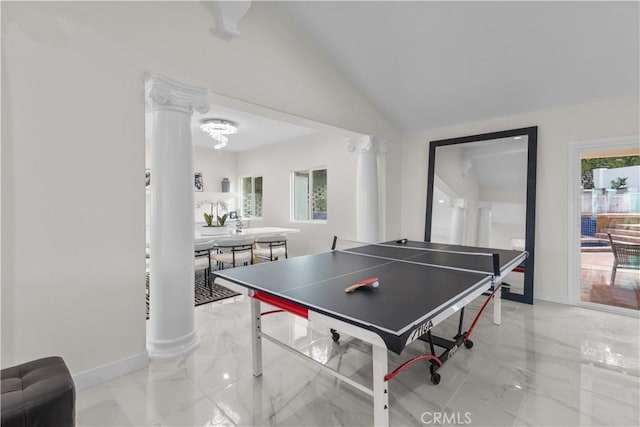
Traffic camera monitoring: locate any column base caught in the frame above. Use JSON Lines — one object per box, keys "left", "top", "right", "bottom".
{"left": 147, "top": 329, "right": 201, "bottom": 359}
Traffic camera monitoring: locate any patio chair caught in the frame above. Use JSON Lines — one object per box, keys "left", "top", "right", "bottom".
{"left": 608, "top": 233, "right": 640, "bottom": 286}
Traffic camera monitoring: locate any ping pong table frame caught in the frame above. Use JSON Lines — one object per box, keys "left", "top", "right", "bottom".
{"left": 217, "top": 265, "right": 513, "bottom": 427}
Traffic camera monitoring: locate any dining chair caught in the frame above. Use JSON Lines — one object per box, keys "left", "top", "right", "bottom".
{"left": 195, "top": 239, "right": 216, "bottom": 295}
{"left": 211, "top": 236, "right": 255, "bottom": 270}
{"left": 254, "top": 234, "right": 288, "bottom": 262}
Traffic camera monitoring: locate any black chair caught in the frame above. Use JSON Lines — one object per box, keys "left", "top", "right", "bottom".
{"left": 1, "top": 356, "right": 75, "bottom": 427}
{"left": 195, "top": 239, "right": 216, "bottom": 295}
{"left": 608, "top": 233, "right": 640, "bottom": 286}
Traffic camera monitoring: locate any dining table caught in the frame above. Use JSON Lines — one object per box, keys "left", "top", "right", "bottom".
{"left": 195, "top": 226, "right": 300, "bottom": 266}
{"left": 195, "top": 226, "right": 300, "bottom": 244}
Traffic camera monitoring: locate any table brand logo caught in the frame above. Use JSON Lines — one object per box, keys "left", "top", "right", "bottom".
{"left": 406, "top": 319, "right": 433, "bottom": 345}
{"left": 449, "top": 344, "right": 458, "bottom": 356}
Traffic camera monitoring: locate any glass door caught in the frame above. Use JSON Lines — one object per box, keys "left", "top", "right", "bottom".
{"left": 579, "top": 149, "right": 640, "bottom": 310}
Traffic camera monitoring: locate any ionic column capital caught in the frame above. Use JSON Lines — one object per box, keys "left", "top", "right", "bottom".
{"left": 145, "top": 74, "right": 210, "bottom": 115}
{"left": 347, "top": 135, "right": 388, "bottom": 154}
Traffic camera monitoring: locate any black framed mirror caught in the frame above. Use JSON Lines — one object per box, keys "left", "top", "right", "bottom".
{"left": 425, "top": 126, "right": 537, "bottom": 304}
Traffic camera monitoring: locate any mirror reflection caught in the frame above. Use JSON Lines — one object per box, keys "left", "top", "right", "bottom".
{"left": 426, "top": 127, "right": 537, "bottom": 303}
{"left": 431, "top": 136, "right": 528, "bottom": 253}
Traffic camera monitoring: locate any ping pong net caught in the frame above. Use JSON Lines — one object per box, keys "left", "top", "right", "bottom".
{"left": 330, "top": 237, "right": 502, "bottom": 278}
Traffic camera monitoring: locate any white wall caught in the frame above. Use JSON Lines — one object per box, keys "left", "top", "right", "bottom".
{"left": 193, "top": 147, "right": 238, "bottom": 197}
{"left": 192, "top": 147, "right": 239, "bottom": 222}
{"left": 434, "top": 145, "right": 480, "bottom": 202}
{"left": 1, "top": 1, "right": 398, "bottom": 381}
{"left": 480, "top": 187, "right": 527, "bottom": 250}
{"left": 237, "top": 132, "right": 356, "bottom": 255}
{"left": 479, "top": 186, "right": 526, "bottom": 203}
{"left": 401, "top": 96, "right": 640, "bottom": 303}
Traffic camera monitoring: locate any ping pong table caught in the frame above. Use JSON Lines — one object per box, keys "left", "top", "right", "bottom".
{"left": 213, "top": 238, "right": 527, "bottom": 426}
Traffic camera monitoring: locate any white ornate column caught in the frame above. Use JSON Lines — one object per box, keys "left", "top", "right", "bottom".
{"left": 145, "top": 74, "right": 209, "bottom": 358}
{"left": 449, "top": 199, "right": 467, "bottom": 245}
{"left": 348, "top": 136, "right": 387, "bottom": 243}
{"left": 476, "top": 202, "right": 493, "bottom": 247}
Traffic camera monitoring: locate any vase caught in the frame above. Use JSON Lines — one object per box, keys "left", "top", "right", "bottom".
{"left": 201, "top": 226, "right": 230, "bottom": 236}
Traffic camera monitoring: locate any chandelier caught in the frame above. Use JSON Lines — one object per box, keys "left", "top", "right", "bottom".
{"left": 200, "top": 119, "right": 238, "bottom": 149}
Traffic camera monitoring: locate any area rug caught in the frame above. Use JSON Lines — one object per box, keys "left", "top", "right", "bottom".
{"left": 146, "top": 269, "right": 239, "bottom": 318}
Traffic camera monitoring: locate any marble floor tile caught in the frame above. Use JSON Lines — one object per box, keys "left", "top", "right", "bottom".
{"left": 76, "top": 297, "right": 640, "bottom": 426}
{"left": 76, "top": 363, "right": 207, "bottom": 426}
{"left": 150, "top": 397, "right": 235, "bottom": 427}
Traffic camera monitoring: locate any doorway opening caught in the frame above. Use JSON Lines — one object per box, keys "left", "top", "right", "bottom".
{"left": 576, "top": 145, "right": 640, "bottom": 311}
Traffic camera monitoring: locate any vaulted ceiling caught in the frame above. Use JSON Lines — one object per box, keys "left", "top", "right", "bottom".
{"left": 278, "top": 1, "right": 639, "bottom": 132}
{"left": 194, "top": 1, "right": 638, "bottom": 152}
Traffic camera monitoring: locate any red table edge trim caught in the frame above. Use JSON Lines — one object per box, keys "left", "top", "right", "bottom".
{"left": 254, "top": 290, "right": 309, "bottom": 319}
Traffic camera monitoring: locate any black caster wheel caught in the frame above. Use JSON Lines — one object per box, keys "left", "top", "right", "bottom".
{"left": 430, "top": 373, "right": 441, "bottom": 385}
{"left": 331, "top": 330, "right": 340, "bottom": 342}
{"left": 464, "top": 340, "right": 474, "bottom": 349}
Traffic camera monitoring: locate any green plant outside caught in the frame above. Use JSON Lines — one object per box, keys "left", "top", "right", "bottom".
{"left": 610, "top": 177, "right": 628, "bottom": 190}
{"left": 581, "top": 156, "right": 640, "bottom": 189}
{"left": 314, "top": 196, "right": 327, "bottom": 212}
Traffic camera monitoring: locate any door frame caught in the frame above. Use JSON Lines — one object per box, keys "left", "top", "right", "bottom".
{"left": 567, "top": 135, "right": 640, "bottom": 315}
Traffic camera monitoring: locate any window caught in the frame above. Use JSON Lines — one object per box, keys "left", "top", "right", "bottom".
{"left": 241, "top": 176, "right": 263, "bottom": 218}
{"left": 292, "top": 168, "right": 327, "bottom": 221}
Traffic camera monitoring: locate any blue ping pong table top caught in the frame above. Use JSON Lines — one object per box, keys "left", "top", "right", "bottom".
{"left": 213, "top": 240, "right": 526, "bottom": 354}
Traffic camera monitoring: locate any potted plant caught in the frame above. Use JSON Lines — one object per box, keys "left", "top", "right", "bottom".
{"left": 204, "top": 212, "right": 228, "bottom": 227}
{"left": 198, "top": 200, "right": 230, "bottom": 235}
{"left": 611, "top": 177, "right": 628, "bottom": 193}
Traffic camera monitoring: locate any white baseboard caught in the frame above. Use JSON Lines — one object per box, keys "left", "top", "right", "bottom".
{"left": 534, "top": 292, "right": 570, "bottom": 305}
{"left": 73, "top": 351, "right": 149, "bottom": 391}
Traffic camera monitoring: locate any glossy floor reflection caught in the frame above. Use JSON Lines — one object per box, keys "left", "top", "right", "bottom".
{"left": 76, "top": 297, "right": 640, "bottom": 426}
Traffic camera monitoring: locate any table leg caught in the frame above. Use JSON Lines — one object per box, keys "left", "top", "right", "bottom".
{"left": 251, "top": 298, "right": 263, "bottom": 376}
{"left": 493, "top": 285, "right": 502, "bottom": 325}
{"left": 372, "top": 344, "right": 389, "bottom": 427}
